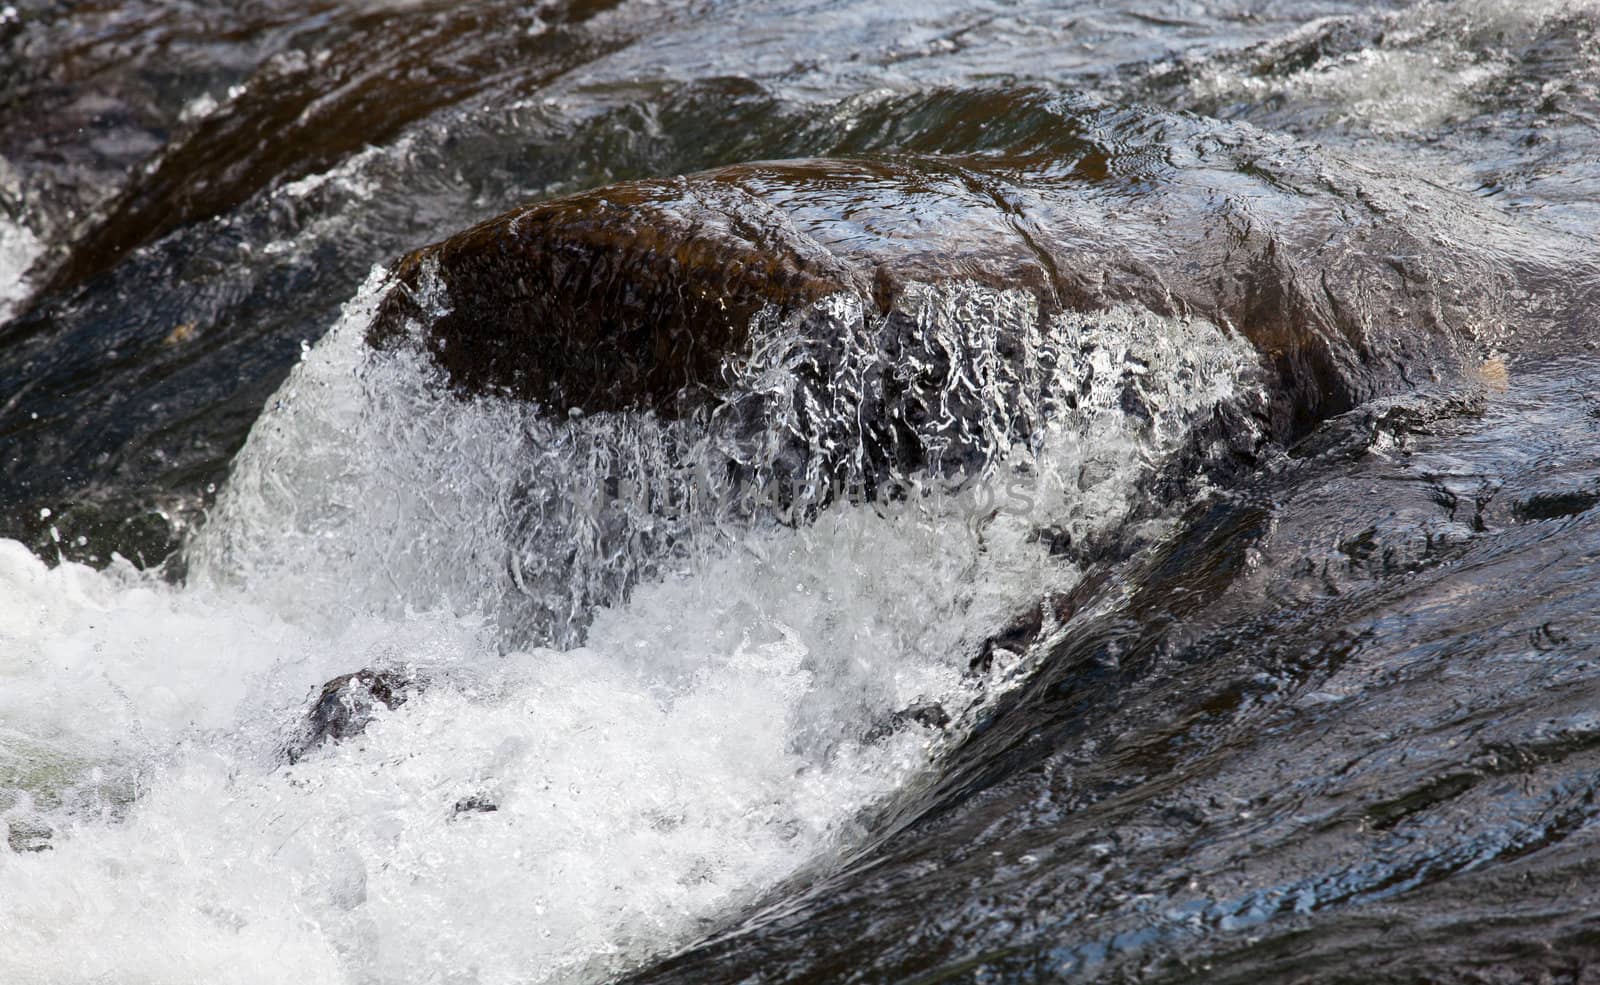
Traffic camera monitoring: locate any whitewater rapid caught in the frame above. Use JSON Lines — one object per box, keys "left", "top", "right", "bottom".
{"left": 0, "top": 268, "right": 1259, "bottom": 983}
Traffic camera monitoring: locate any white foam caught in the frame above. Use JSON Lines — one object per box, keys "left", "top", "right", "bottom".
{"left": 178, "top": 92, "right": 220, "bottom": 124}
{"left": 0, "top": 537, "right": 943, "bottom": 985}
{"left": 188, "top": 268, "right": 1259, "bottom": 649}
{"left": 1188, "top": 0, "right": 1600, "bottom": 135}
{"left": 0, "top": 215, "right": 41, "bottom": 322}
{"left": 0, "top": 268, "right": 1260, "bottom": 984}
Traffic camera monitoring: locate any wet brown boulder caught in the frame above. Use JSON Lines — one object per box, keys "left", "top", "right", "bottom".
{"left": 373, "top": 172, "right": 875, "bottom": 415}
{"left": 370, "top": 145, "right": 1503, "bottom": 443}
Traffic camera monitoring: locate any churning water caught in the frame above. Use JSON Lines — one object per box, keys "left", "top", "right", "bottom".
{"left": 3, "top": 0, "right": 1600, "bottom": 982}
{"left": 2, "top": 265, "right": 1258, "bottom": 982}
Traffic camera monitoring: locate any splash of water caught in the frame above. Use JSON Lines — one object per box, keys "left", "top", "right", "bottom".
{"left": 1, "top": 267, "right": 1261, "bottom": 984}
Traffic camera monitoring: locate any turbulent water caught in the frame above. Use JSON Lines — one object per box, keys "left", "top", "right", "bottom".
{"left": 3, "top": 1, "right": 1600, "bottom": 983}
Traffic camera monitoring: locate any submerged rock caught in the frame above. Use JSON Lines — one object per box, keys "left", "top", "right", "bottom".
{"left": 972, "top": 603, "right": 1047, "bottom": 676}
{"left": 452, "top": 794, "right": 500, "bottom": 817}
{"left": 5, "top": 818, "right": 53, "bottom": 853}
{"left": 285, "top": 669, "right": 418, "bottom": 764}
{"left": 864, "top": 701, "right": 953, "bottom": 745}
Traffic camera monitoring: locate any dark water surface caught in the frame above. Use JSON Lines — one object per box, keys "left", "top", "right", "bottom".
{"left": 3, "top": 0, "right": 1600, "bottom": 982}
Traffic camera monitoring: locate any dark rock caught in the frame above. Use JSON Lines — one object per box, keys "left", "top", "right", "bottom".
{"left": 371, "top": 171, "right": 873, "bottom": 417}
{"left": 971, "top": 604, "right": 1046, "bottom": 676}
{"left": 1515, "top": 486, "right": 1600, "bottom": 523}
{"left": 452, "top": 794, "right": 499, "bottom": 817}
{"left": 5, "top": 818, "right": 53, "bottom": 853}
{"left": 285, "top": 669, "right": 418, "bottom": 764}
{"left": 969, "top": 571, "right": 1111, "bottom": 675}
{"left": 864, "top": 701, "right": 952, "bottom": 744}
{"left": 906, "top": 702, "right": 952, "bottom": 730}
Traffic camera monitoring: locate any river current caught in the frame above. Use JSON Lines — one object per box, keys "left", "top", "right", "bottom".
{"left": 3, "top": 1, "right": 1600, "bottom": 983}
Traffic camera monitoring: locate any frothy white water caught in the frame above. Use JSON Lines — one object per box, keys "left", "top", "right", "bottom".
{"left": 1186, "top": 0, "right": 1600, "bottom": 135}
{"left": 0, "top": 268, "right": 1260, "bottom": 984}
{"left": 0, "top": 214, "right": 41, "bottom": 322}
{"left": 0, "top": 536, "right": 948, "bottom": 985}
{"left": 189, "top": 267, "right": 1259, "bottom": 649}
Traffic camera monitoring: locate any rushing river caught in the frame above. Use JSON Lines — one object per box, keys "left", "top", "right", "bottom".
{"left": 3, "top": 1, "right": 1600, "bottom": 982}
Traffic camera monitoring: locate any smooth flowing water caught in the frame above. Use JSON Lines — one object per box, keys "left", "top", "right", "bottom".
{"left": 2, "top": 1, "right": 1599, "bottom": 983}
